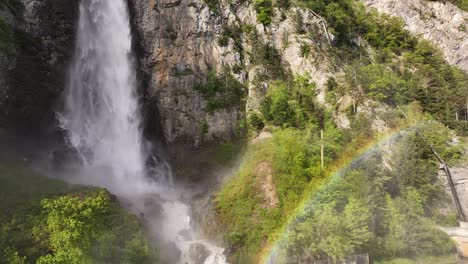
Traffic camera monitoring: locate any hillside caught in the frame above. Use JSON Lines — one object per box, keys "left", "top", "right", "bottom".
{"left": 0, "top": 0, "right": 467, "bottom": 263}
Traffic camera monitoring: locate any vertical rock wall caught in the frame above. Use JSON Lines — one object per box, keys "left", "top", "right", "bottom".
{"left": 128, "top": 0, "right": 332, "bottom": 155}
{"left": 0, "top": 0, "right": 77, "bottom": 136}
{"left": 129, "top": 0, "right": 244, "bottom": 150}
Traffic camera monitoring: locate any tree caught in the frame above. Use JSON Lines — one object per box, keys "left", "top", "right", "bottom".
{"left": 36, "top": 191, "right": 110, "bottom": 264}
{"left": 285, "top": 199, "right": 371, "bottom": 262}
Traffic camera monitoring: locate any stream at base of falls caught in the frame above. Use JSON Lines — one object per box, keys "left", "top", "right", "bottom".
{"left": 56, "top": 0, "right": 227, "bottom": 263}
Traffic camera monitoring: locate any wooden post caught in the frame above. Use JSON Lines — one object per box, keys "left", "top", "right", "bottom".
{"left": 321, "top": 129, "right": 324, "bottom": 170}
{"left": 466, "top": 97, "right": 468, "bottom": 120}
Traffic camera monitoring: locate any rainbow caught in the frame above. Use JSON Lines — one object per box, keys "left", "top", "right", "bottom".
{"left": 259, "top": 123, "right": 416, "bottom": 264}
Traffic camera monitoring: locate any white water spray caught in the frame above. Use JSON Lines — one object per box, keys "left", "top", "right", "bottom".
{"left": 58, "top": 0, "right": 227, "bottom": 263}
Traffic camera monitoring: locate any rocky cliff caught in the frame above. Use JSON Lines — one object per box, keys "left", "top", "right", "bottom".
{"left": 129, "top": 0, "right": 331, "bottom": 154}
{"left": 1, "top": 0, "right": 466, "bottom": 161}
{"left": 0, "top": 0, "right": 77, "bottom": 136}
{"left": 362, "top": 0, "right": 468, "bottom": 73}
{"left": 129, "top": 0, "right": 242, "bottom": 150}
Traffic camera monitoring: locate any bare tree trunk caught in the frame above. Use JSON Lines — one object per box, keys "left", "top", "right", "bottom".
{"left": 321, "top": 129, "right": 324, "bottom": 170}
{"left": 309, "top": 10, "right": 333, "bottom": 46}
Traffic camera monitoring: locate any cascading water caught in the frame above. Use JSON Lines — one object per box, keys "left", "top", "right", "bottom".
{"left": 59, "top": 0, "right": 147, "bottom": 194}
{"left": 58, "top": 0, "right": 227, "bottom": 263}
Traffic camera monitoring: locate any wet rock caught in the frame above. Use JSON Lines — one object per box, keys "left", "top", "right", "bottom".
{"left": 1, "top": 0, "right": 78, "bottom": 134}
{"left": 178, "top": 229, "right": 192, "bottom": 241}
{"left": 189, "top": 243, "right": 210, "bottom": 264}
{"left": 163, "top": 241, "right": 182, "bottom": 264}
{"left": 143, "top": 195, "right": 164, "bottom": 218}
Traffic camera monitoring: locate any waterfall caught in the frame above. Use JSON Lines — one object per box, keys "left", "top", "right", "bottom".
{"left": 59, "top": 0, "right": 148, "bottom": 194}
{"left": 57, "top": 0, "right": 227, "bottom": 263}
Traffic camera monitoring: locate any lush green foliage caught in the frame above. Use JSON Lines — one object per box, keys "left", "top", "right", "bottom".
{"left": 260, "top": 76, "right": 321, "bottom": 128}
{"left": 254, "top": 0, "right": 273, "bottom": 25}
{"left": 215, "top": 0, "right": 466, "bottom": 262}
{"left": 249, "top": 40, "right": 289, "bottom": 81}
{"left": 247, "top": 112, "right": 265, "bottom": 132}
{"left": 281, "top": 131, "right": 456, "bottom": 262}
{"left": 291, "top": 0, "right": 467, "bottom": 133}
{"left": 217, "top": 108, "right": 460, "bottom": 263}
{"left": 216, "top": 116, "right": 346, "bottom": 262}
{"left": 294, "top": 0, "right": 467, "bottom": 134}
{"left": 275, "top": 0, "right": 291, "bottom": 9}
{"left": 285, "top": 198, "right": 371, "bottom": 262}
{"left": 0, "top": 165, "right": 161, "bottom": 264}
{"left": 193, "top": 68, "right": 247, "bottom": 113}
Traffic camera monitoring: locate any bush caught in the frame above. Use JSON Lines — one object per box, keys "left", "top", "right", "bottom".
{"left": 260, "top": 77, "right": 320, "bottom": 128}
{"left": 248, "top": 112, "right": 265, "bottom": 132}
{"left": 299, "top": 43, "right": 311, "bottom": 58}
{"left": 254, "top": 0, "right": 273, "bottom": 25}
{"left": 194, "top": 69, "right": 247, "bottom": 113}
{"left": 0, "top": 165, "right": 161, "bottom": 264}
{"left": 203, "top": 0, "right": 220, "bottom": 15}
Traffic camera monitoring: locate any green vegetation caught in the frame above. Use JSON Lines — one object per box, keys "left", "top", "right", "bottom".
{"left": 275, "top": 0, "right": 291, "bottom": 9}
{"left": 0, "top": 164, "right": 161, "bottom": 264}
{"left": 215, "top": 1, "right": 467, "bottom": 262}
{"left": 291, "top": 0, "right": 468, "bottom": 134}
{"left": 249, "top": 41, "right": 290, "bottom": 82}
{"left": 218, "top": 24, "right": 244, "bottom": 57}
{"left": 203, "top": 0, "right": 220, "bottom": 15}
{"left": 376, "top": 255, "right": 461, "bottom": 264}
{"left": 248, "top": 112, "right": 265, "bottom": 132}
{"left": 254, "top": 0, "right": 273, "bottom": 25}
{"left": 260, "top": 77, "right": 321, "bottom": 129}
{"left": 216, "top": 113, "right": 348, "bottom": 262}
{"left": 216, "top": 116, "right": 460, "bottom": 263}
{"left": 193, "top": 68, "right": 247, "bottom": 113}
{"left": 282, "top": 131, "right": 456, "bottom": 262}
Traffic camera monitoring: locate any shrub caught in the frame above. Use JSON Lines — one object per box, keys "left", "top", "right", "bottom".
{"left": 254, "top": 0, "right": 273, "bottom": 25}
{"left": 193, "top": 69, "right": 247, "bottom": 113}
{"left": 248, "top": 112, "right": 265, "bottom": 132}
{"left": 203, "top": 0, "right": 220, "bottom": 15}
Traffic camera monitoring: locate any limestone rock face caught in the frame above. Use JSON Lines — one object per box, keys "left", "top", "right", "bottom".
{"left": 129, "top": 0, "right": 243, "bottom": 149}
{"left": 362, "top": 0, "right": 468, "bottom": 72}
{"left": 440, "top": 166, "right": 468, "bottom": 218}
{"left": 129, "top": 0, "right": 332, "bottom": 151}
